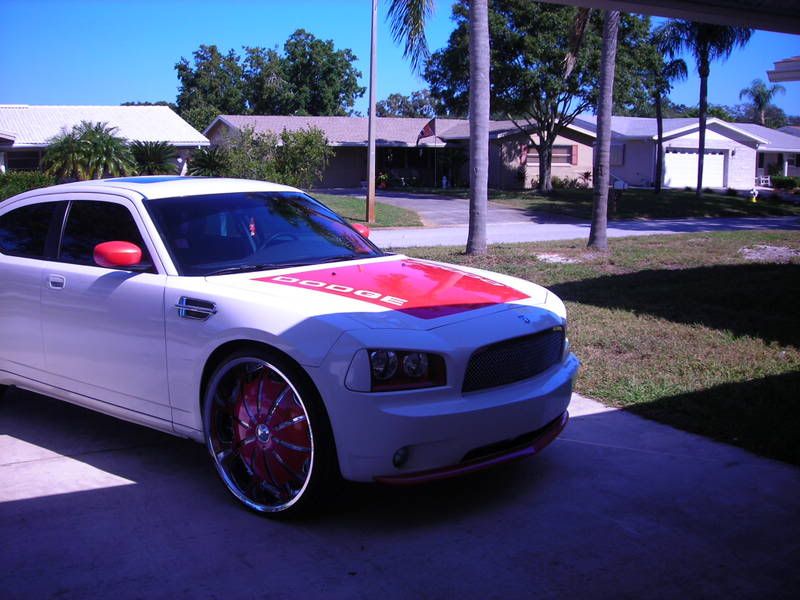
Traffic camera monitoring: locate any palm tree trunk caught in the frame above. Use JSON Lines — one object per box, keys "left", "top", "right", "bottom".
{"left": 588, "top": 10, "right": 619, "bottom": 251}
{"left": 466, "top": 0, "right": 489, "bottom": 255}
{"left": 696, "top": 56, "right": 709, "bottom": 197}
{"left": 655, "top": 92, "right": 664, "bottom": 194}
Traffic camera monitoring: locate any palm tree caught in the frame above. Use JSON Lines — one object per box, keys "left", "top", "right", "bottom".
{"left": 656, "top": 20, "right": 751, "bottom": 196}
{"left": 739, "top": 78, "right": 785, "bottom": 126}
{"left": 131, "top": 141, "right": 178, "bottom": 175}
{"left": 587, "top": 10, "right": 620, "bottom": 252}
{"left": 388, "top": 0, "right": 489, "bottom": 255}
{"left": 42, "top": 129, "right": 85, "bottom": 181}
{"left": 188, "top": 146, "right": 230, "bottom": 176}
{"left": 648, "top": 35, "right": 688, "bottom": 194}
{"left": 42, "top": 121, "right": 135, "bottom": 181}
{"left": 73, "top": 121, "right": 136, "bottom": 179}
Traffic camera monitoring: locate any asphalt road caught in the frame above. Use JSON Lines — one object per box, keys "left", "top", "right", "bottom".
{"left": 2, "top": 386, "right": 798, "bottom": 599}
{"left": 370, "top": 216, "right": 800, "bottom": 248}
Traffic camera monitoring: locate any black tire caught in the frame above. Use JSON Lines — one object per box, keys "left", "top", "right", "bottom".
{"left": 202, "top": 347, "right": 337, "bottom": 516}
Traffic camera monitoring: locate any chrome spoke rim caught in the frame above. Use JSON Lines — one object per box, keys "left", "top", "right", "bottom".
{"left": 207, "top": 358, "right": 314, "bottom": 512}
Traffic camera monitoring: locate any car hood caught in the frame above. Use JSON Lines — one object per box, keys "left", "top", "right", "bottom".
{"left": 208, "top": 255, "right": 551, "bottom": 331}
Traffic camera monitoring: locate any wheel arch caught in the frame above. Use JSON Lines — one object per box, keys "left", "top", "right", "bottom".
{"left": 200, "top": 339, "right": 307, "bottom": 410}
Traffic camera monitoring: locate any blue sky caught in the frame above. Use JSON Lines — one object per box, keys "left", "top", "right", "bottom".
{"left": 2, "top": 0, "right": 798, "bottom": 119}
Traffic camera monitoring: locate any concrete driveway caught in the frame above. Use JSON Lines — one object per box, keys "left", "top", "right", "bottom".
{"left": 2, "top": 387, "right": 798, "bottom": 599}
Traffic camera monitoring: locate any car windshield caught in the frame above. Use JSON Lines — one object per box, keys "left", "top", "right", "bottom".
{"left": 145, "top": 191, "right": 383, "bottom": 276}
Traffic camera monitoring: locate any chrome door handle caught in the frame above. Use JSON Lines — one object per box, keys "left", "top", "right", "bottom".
{"left": 48, "top": 274, "right": 66, "bottom": 289}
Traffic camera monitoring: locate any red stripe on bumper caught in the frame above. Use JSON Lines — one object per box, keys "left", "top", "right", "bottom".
{"left": 374, "top": 411, "right": 569, "bottom": 486}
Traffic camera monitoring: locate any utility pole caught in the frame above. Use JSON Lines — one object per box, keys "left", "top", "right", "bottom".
{"left": 366, "top": 0, "right": 378, "bottom": 223}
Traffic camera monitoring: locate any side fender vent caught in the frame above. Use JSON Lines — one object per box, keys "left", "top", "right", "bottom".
{"left": 175, "top": 297, "right": 217, "bottom": 321}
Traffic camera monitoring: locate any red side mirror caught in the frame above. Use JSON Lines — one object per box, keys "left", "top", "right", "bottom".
{"left": 94, "top": 241, "right": 143, "bottom": 268}
{"left": 352, "top": 223, "right": 371, "bottom": 238}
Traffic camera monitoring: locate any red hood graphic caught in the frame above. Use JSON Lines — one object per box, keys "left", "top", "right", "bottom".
{"left": 253, "top": 259, "right": 529, "bottom": 319}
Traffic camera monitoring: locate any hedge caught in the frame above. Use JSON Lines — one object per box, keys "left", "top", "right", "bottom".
{"left": 0, "top": 171, "right": 56, "bottom": 201}
{"left": 771, "top": 175, "right": 800, "bottom": 190}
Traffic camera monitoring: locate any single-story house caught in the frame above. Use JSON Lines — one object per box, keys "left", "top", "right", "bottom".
{"left": 204, "top": 115, "right": 595, "bottom": 189}
{"left": 574, "top": 115, "right": 800, "bottom": 189}
{"left": 0, "top": 105, "right": 209, "bottom": 174}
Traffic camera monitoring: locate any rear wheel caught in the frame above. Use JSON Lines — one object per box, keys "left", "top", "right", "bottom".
{"left": 203, "top": 348, "right": 336, "bottom": 515}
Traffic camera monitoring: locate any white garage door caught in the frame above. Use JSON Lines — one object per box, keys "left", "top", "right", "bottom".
{"left": 664, "top": 150, "right": 725, "bottom": 188}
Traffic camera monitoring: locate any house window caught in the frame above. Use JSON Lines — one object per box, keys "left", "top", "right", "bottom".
{"left": 526, "top": 145, "right": 574, "bottom": 165}
{"left": 610, "top": 143, "right": 625, "bottom": 166}
{"left": 7, "top": 150, "right": 41, "bottom": 171}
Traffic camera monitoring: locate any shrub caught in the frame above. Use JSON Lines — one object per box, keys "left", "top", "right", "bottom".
{"left": 0, "top": 171, "right": 56, "bottom": 201}
{"left": 132, "top": 141, "right": 177, "bottom": 175}
{"left": 275, "top": 127, "right": 333, "bottom": 189}
{"left": 211, "top": 125, "right": 333, "bottom": 189}
{"left": 188, "top": 146, "right": 230, "bottom": 177}
{"left": 725, "top": 187, "right": 739, "bottom": 196}
{"left": 223, "top": 127, "right": 279, "bottom": 181}
{"left": 771, "top": 175, "right": 799, "bottom": 190}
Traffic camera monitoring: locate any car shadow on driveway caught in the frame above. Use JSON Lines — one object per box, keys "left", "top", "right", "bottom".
{"left": 2, "top": 387, "right": 799, "bottom": 599}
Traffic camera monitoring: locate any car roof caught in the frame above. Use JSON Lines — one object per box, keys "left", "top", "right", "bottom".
{"left": 7, "top": 176, "right": 304, "bottom": 202}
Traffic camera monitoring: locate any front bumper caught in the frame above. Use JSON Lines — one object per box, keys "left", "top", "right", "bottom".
{"left": 311, "top": 338, "right": 579, "bottom": 482}
{"left": 375, "top": 410, "right": 568, "bottom": 485}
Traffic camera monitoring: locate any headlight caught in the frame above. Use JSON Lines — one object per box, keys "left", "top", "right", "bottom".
{"left": 344, "top": 349, "right": 446, "bottom": 392}
{"left": 370, "top": 350, "right": 399, "bottom": 380}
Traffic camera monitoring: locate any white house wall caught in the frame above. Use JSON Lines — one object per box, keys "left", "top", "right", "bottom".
{"left": 611, "top": 140, "right": 654, "bottom": 186}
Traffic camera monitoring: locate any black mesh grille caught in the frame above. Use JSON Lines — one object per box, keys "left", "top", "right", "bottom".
{"left": 462, "top": 327, "right": 564, "bottom": 393}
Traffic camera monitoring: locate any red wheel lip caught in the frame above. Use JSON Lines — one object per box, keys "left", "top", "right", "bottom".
{"left": 374, "top": 411, "right": 568, "bottom": 486}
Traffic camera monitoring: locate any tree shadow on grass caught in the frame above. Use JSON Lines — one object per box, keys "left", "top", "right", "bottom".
{"left": 626, "top": 370, "right": 800, "bottom": 466}
{"left": 551, "top": 263, "right": 800, "bottom": 347}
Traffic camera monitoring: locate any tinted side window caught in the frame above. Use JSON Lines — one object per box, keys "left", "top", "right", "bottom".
{"left": 0, "top": 202, "right": 59, "bottom": 258}
{"left": 60, "top": 201, "right": 151, "bottom": 267}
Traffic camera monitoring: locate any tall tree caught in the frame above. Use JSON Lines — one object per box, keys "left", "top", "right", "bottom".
{"left": 242, "top": 47, "right": 293, "bottom": 115}
{"left": 467, "top": 0, "right": 490, "bottom": 255}
{"left": 282, "top": 29, "right": 365, "bottom": 116}
{"left": 425, "top": 2, "right": 653, "bottom": 192}
{"left": 376, "top": 89, "right": 440, "bottom": 117}
{"left": 587, "top": 10, "right": 619, "bottom": 252}
{"left": 656, "top": 20, "right": 752, "bottom": 196}
{"left": 738, "top": 78, "right": 786, "bottom": 126}
{"left": 174, "top": 34, "right": 365, "bottom": 130}
{"left": 175, "top": 45, "right": 247, "bottom": 130}
{"left": 646, "top": 33, "right": 687, "bottom": 193}
{"left": 387, "top": 0, "right": 490, "bottom": 255}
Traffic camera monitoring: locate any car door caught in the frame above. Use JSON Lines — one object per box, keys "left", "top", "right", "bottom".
{"left": 39, "top": 195, "right": 171, "bottom": 421}
{"left": 0, "top": 198, "right": 64, "bottom": 379}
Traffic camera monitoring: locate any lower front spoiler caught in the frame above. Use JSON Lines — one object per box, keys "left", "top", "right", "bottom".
{"left": 374, "top": 410, "right": 568, "bottom": 486}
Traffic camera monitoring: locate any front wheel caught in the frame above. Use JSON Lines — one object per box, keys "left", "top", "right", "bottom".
{"left": 203, "top": 348, "right": 336, "bottom": 515}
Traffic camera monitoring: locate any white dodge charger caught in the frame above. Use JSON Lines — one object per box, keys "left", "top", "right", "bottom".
{"left": 0, "top": 177, "right": 579, "bottom": 515}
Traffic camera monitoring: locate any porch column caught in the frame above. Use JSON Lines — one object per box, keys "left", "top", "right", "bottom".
{"left": 0, "top": 152, "right": 5, "bottom": 174}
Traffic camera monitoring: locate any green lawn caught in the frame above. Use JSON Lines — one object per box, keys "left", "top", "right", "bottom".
{"left": 404, "top": 230, "right": 800, "bottom": 465}
{"left": 314, "top": 193, "right": 422, "bottom": 228}
{"left": 401, "top": 187, "right": 800, "bottom": 220}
